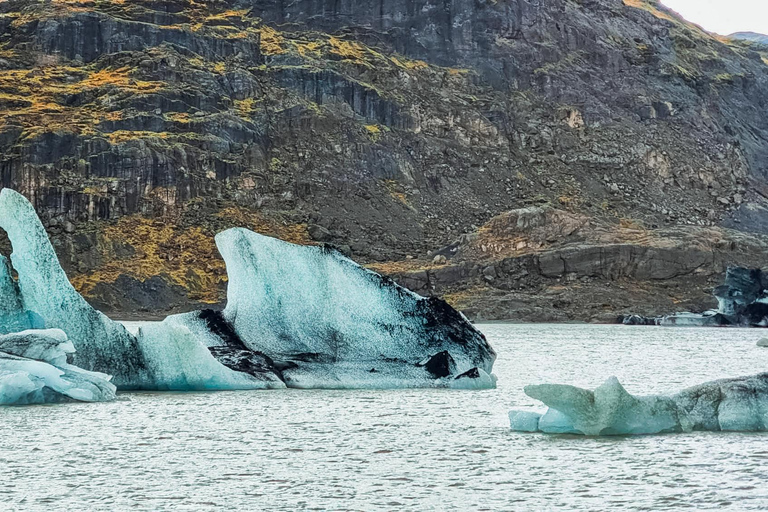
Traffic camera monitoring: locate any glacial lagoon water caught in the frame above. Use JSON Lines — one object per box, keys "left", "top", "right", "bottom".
{"left": 3, "top": 323, "right": 768, "bottom": 511}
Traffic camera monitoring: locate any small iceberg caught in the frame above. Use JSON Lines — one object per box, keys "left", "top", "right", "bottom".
{"left": 622, "top": 267, "right": 768, "bottom": 327}
{"left": 0, "top": 189, "right": 496, "bottom": 392}
{"left": 510, "top": 374, "right": 768, "bottom": 435}
{"left": 0, "top": 329, "right": 116, "bottom": 405}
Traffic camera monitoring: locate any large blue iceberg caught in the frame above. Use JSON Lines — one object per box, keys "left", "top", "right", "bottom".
{"left": 509, "top": 374, "right": 768, "bottom": 435}
{"left": 0, "top": 189, "right": 496, "bottom": 394}
{"left": 0, "top": 189, "right": 149, "bottom": 387}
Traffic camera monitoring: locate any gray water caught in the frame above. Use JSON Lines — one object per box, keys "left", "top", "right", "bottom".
{"left": 3, "top": 324, "right": 768, "bottom": 511}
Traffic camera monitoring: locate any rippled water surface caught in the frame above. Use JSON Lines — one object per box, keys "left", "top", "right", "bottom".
{"left": 3, "top": 324, "right": 768, "bottom": 511}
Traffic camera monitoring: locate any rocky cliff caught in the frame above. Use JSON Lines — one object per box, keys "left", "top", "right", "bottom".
{"left": 1, "top": 0, "right": 768, "bottom": 320}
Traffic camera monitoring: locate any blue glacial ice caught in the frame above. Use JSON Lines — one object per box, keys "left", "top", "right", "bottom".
{"left": 0, "top": 255, "right": 43, "bottom": 334}
{"left": 509, "top": 374, "right": 768, "bottom": 435}
{"left": 0, "top": 189, "right": 496, "bottom": 391}
{"left": 0, "top": 329, "right": 116, "bottom": 405}
{"left": 0, "top": 189, "right": 149, "bottom": 388}
{"left": 204, "top": 227, "right": 496, "bottom": 388}
{"left": 134, "top": 316, "right": 286, "bottom": 390}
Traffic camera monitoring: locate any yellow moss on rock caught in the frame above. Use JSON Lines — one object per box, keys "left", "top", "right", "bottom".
{"left": 107, "top": 130, "right": 170, "bottom": 144}
{"left": 441, "top": 285, "right": 491, "bottom": 310}
{"left": 167, "top": 112, "right": 191, "bottom": 123}
{"left": 204, "top": 9, "right": 249, "bottom": 23}
{"left": 71, "top": 203, "right": 315, "bottom": 303}
{"left": 81, "top": 67, "right": 164, "bottom": 92}
{"left": 329, "top": 36, "right": 365, "bottom": 61}
{"left": 622, "top": 0, "right": 677, "bottom": 23}
{"left": 390, "top": 56, "right": 428, "bottom": 70}
{"left": 0, "top": 64, "right": 166, "bottom": 137}
{"left": 364, "top": 124, "right": 382, "bottom": 141}
{"left": 366, "top": 260, "right": 440, "bottom": 275}
{"left": 216, "top": 207, "right": 312, "bottom": 245}
{"left": 71, "top": 216, "right": 226, "bottom": 303}
{"left": 234, "top": 97, "right": 256, "bottom": 119}
{"left": 294, "top": 40, "right": 322, "bottom": 58}
{"left": 382, "top": 179, "right": 413, "bottom": 209}
{"left": 259, "top": 26, "right": 286, "bottom": 55}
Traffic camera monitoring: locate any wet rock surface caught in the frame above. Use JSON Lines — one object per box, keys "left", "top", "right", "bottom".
{"left": 1, "top": 0, "right": 768, "bottom": 320}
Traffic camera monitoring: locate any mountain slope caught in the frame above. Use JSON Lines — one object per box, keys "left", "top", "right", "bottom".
{"left": 1, "top": 0, "right": 768, "bottom": 319}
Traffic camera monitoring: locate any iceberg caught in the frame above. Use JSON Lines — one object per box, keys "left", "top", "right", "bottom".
{"left": 509, "top": 374, "right": 768, "bottom": 435}
{"left": 202, "top": 228, "right": 496, "bottom": 388}
{"left": 0, "top": 189, "right": 149, "bottom": 388}
{"left": 0, "top": 329, "right": 116, "bottom": 405}
{"left": 133, "top": 316, "right": 286, "bottom": 391}
{"left": 0, "top": 189, "right": 496, "bottom": 391}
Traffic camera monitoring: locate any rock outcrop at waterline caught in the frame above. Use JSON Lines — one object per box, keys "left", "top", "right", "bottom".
{"left": 0, "top": 189, "right": 496, "bottom": 394}
{"left": 510, "top": 373, "right": 768, "bottom": 435}
{"left": 384, "top": 205, "right": 768, "bottom": 323}
{"left": 621, "top": 267, "right": 768, "bottom": 327}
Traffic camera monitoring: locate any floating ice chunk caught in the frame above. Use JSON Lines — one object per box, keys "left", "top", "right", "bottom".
{"left": 0, "top": 329, "right": 74, "bottom": 366}
{"left": 0, "top": 189, "right": 149, "bottom": 388}
{"left": 758, "top": 338, "right": 768, "bottom": 347}
{"left": 0, "top": 329, "right": 116, "bottom": 405}
{"left": 0, "top": 190, "right": 284, "bottom": 391}
{"left": 625, "top": 267, "right": 768, "bottom": 327}
{"left": 160, "top": 309, "right": 494, "bottom": 390}
{"left": 450, "top": 368, "right": 497, "bottom": 390}
{"left": 215, "top": 228, "right": 496, "bottom": 387}
{"left": 508, "top": 410, "right": 543, "bottom": 432}
{"left": 135, "top": 315, "right": 285, "bottom": 390}
{"left": 511, "top": 374, "right": 768, "bottom": 435}
{"left": 0, "top": 356, "right": 117, "bottom": 405}
{"left": 673, "top": 373, "right": 768, "bottom": 432}
{"left": 522, "top": 378, "right": 689, "bottom": 435}
{"left": 658, "top": 311, "right": 727, "bottom": 327}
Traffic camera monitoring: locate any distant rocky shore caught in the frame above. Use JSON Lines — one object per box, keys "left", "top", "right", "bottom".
{"left": 621, "top": 267, "right": 768, "bottom": 327}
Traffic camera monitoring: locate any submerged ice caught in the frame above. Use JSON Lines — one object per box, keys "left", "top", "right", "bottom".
{"left": 0, "top": 189, "right": 496, "bottom": 394}
{"left": 0, "top": 329, "right": 116, "bottom": 405}
{"left": 510, "top": 374, "right": 768, "bottom": 435}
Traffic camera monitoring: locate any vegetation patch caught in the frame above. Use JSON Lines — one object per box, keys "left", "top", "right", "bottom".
{"left": 216, "top": 207, "right": 312, "bottom": 245}
{"left": 71, "top": 216, "right": 226, "bottom": 303}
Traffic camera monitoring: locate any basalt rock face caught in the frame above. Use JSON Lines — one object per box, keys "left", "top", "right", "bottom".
{"left": 2, "top": 0, "right": 768, "bottom": 320}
